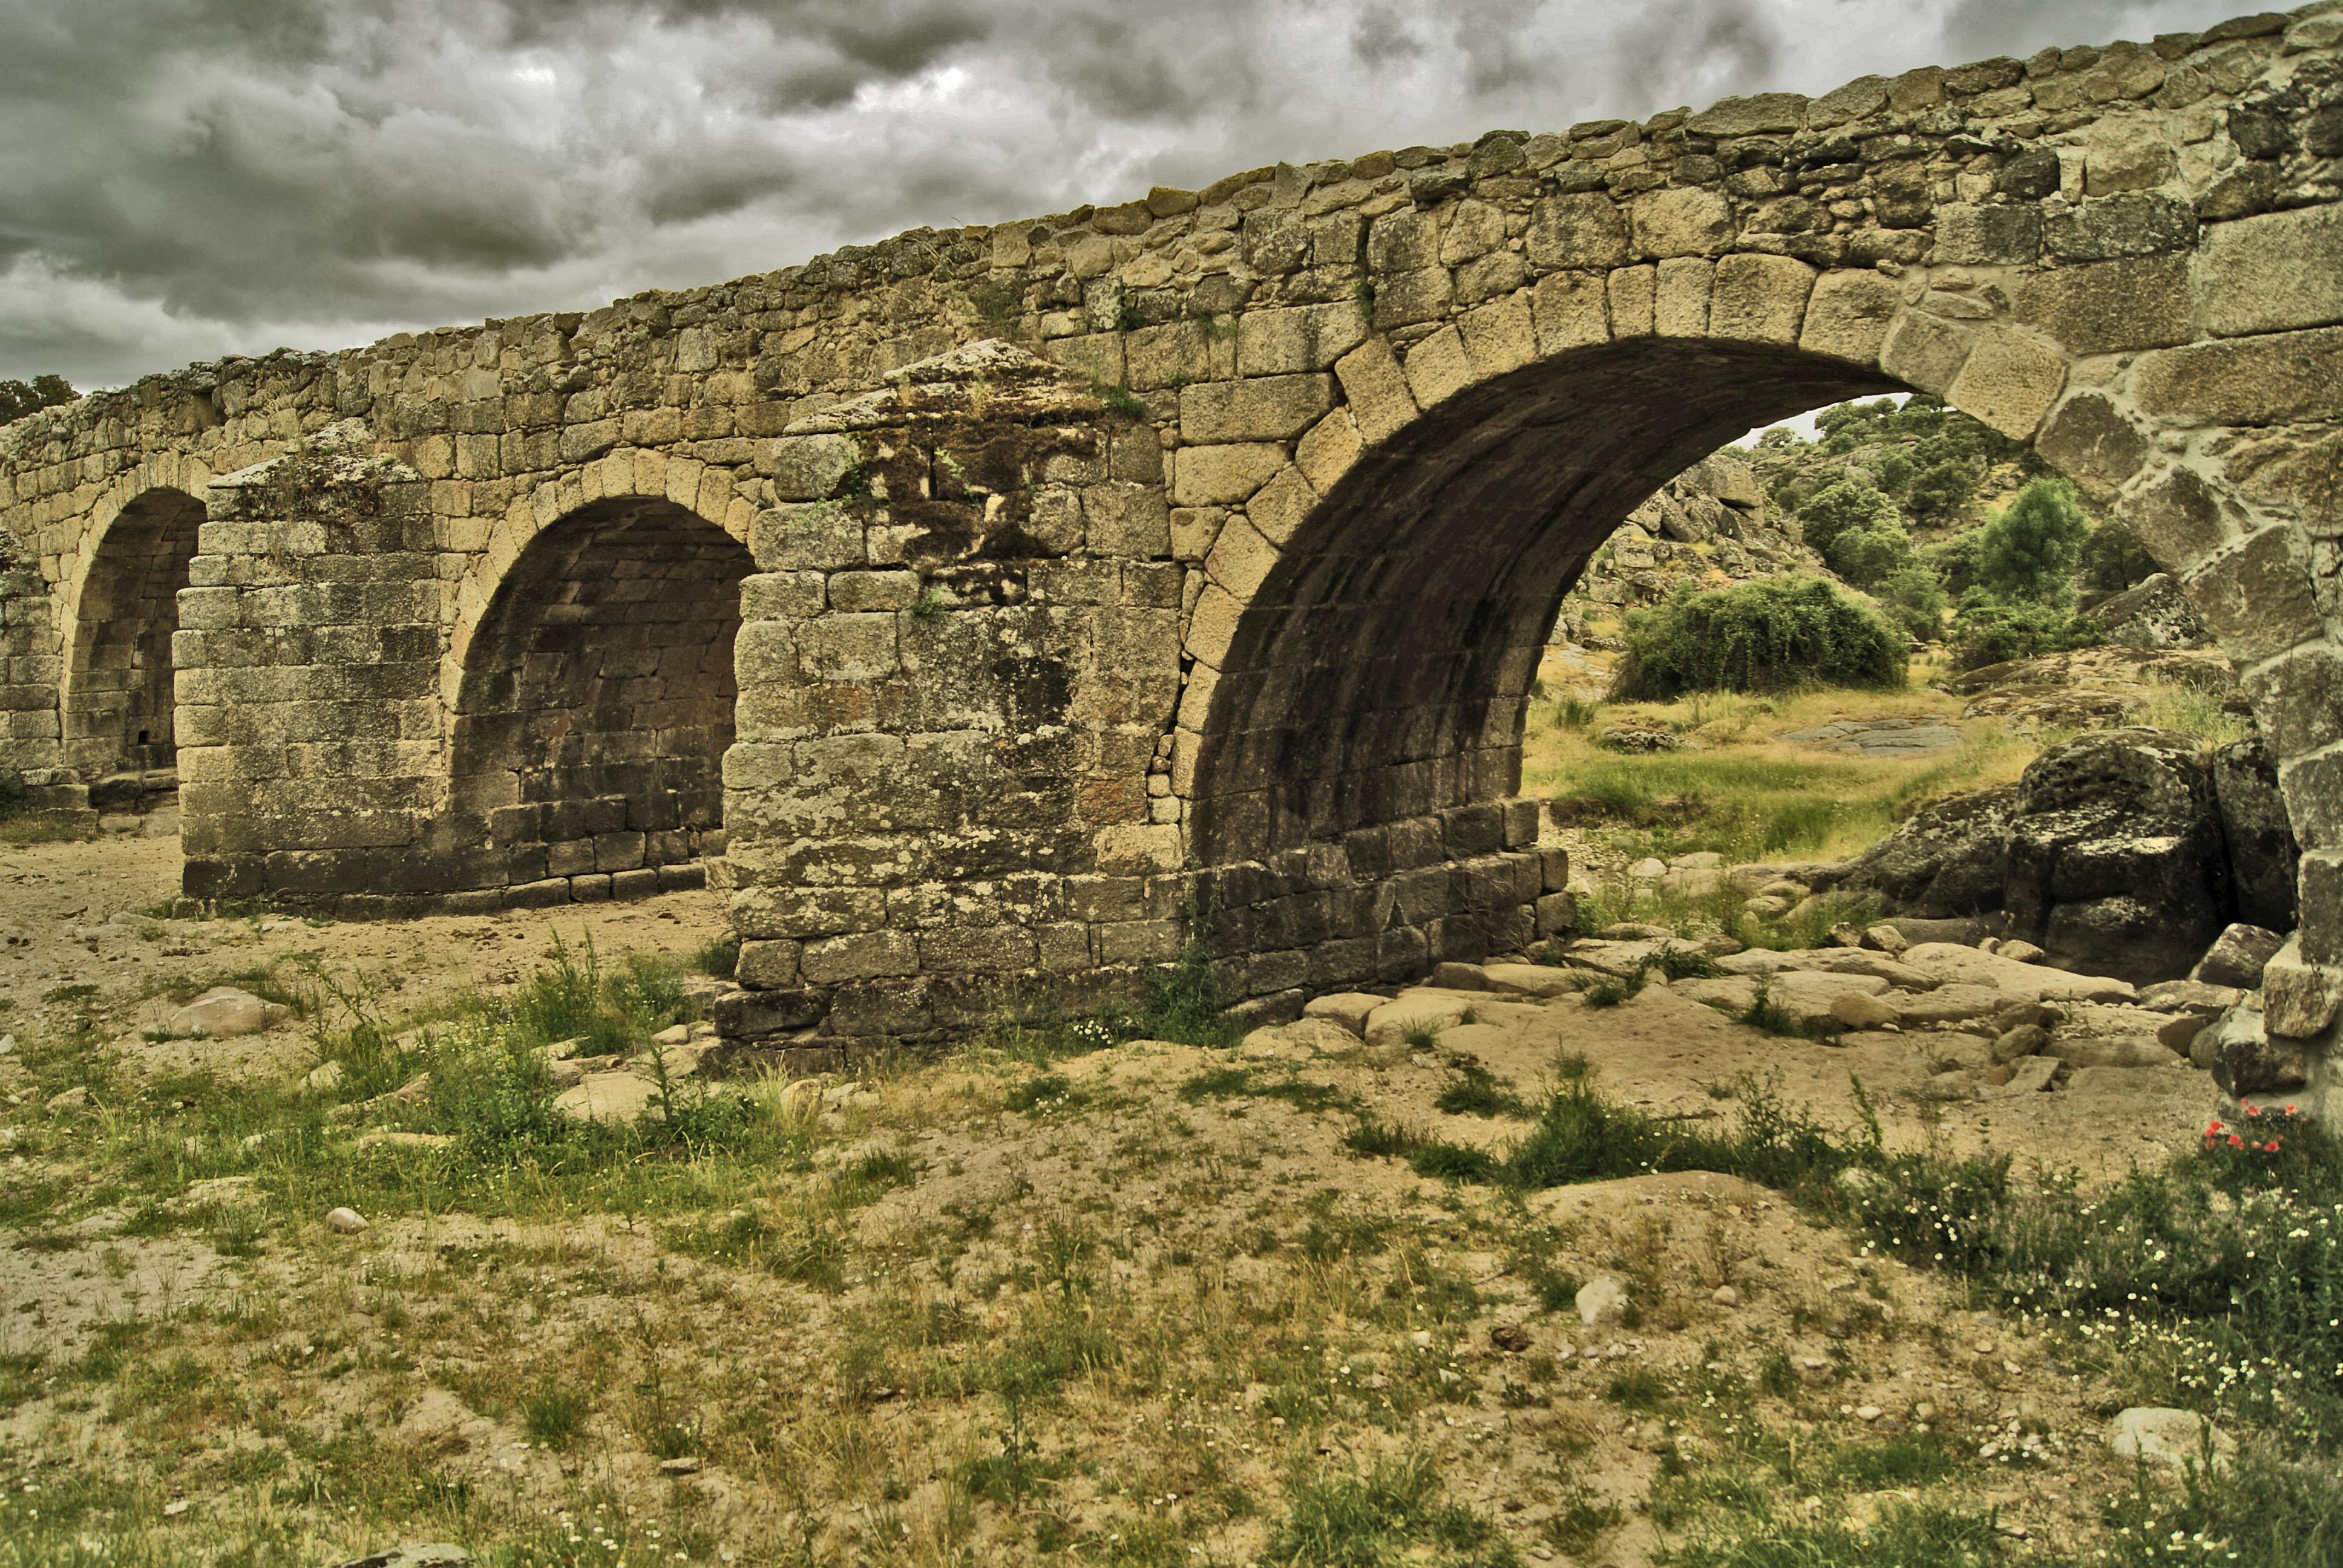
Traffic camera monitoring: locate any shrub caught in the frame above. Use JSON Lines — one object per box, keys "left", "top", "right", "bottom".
{"left": 1905, "top": 456, "right": 1979, "bottom": 520}
{"left": 1947, "top": 590, "right": 2103, "bottom": 670}
{"left": 1610, "top": 576, "right": 1907, "bottom": 701}
{"left": 1922, "top": 528, "right": 1987, "bottom": 597}
{"left": 2079, "top": 520, "right": 2160, "bottom": 593}
{"left": 1875, "top": 564, "right": 1948, "bottom": 641}
{"left": 1825, "top": 520, "right": 1913, "bottom": 587}
{"left": 1977, "top": 477, "right": 2090, "bottom": 604}
{"left": 1795, "top": 472, "right": 1899, "bottom": 561}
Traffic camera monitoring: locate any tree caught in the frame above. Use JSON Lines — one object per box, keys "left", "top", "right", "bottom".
{"left": 1976, "top": 479, "right": 2089, "bottom": 604}
{"left": 1829, "top": 521, "right": 1914, "bottom": 589}
{"left": 0, "top": 374, "right": 76, "bottom": 423}
{"left": 1876, "top": 564, "right": 1948, "bottom": 642}
{"left": 1869, "top": 447, "right": 1917, "bottom": 495}
{"left": 2078, "top": 521, "right": 2159, "bottom": 593}
{"left": 1905, "top": 457, "right": 1978, "bottom": 521}
{"left": 1796, "top": 472, "right": 1899, "bottom": 561}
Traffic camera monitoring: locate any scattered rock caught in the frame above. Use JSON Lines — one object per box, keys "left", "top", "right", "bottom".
{"left": 329, "top": 1547, "right": 475, "bottom": 1568}
{"left": 1628, "top": 857, "right": 1669, "bottom": 880}
{"left": 1711, "top": 1285, "right": 1741, "bottom": 1308}
{"left": 1430, "top": 962, "right": 1492, "bottom": 990}
{"left": 2189, "top": 923, "right": 2284, "bottom": 990}
{"left": 2082, "top": 573, "right": 2207, "bottom": 650}
{"left": 2137, "top": 980, "right": 2242, "bottom": 1015}
{"left": 1575, "top": 1276, "right": 1629, "bottom": 1328}
{"left": 1301, "top": 993, "right": 1384, "bottom": 1037}
{"left": 1984, "top": 1057, "right": 2062, "bottom": 1097}
{"left": 1489, "top": 1322, "right": 1533, "bottom": 1353}
{"left": 2198, "top": 1004, "right": 2307, "bottom": 1097}
{"left": 1890, "top": 984, "right": 2007, "bottom": 1028}
{"left": 325, "top": 1206, "right": 370, "bottom": 1235}
{"left": 1829, "top": 993, "right": 1901, "bottom": 1031}
{"left": 1997, "top": 939, "right": 2045, "bottom": 964}
{"left": 1242, "top": 1018, "right": 1365, "bottom": 1059}
{"left": 2042, "top": 1036, "right": 2180, "bottom": 1070}
{"left": 304, "top": 1059, "right": 346, "bottom": 1094}
{"left": 2108, "top": 1408, "right": 2236, "bottom": 1472}
{"left": 162, "top": 987, "right": 292, "bottom": 1040}
{"left": 354, "top": 1131, "right": 456, "bottom": 1153}
{"left": 554, "top": 1072, "right": 660, "bottom": 1122}
{"left": 44, "top": 1085, "right": 91, "bottom": 1114}
{"left": 1990, "top": 1024, "right": 2050, "bottom": 1064}
{"left": 1480, "top": 963, "right": 1581, "bottom": 999}
{"left": 658, "top": 1457, "right": 703, "bottom": 1475}
{"left": 1861, "top": 924, "right": 1909, "bottom": 956}
{"left": 1600, "top": 726, "right": 1686, "bottom": 754}
{"left": 1826, "top": 922, "right": 1864, "bottom": 948}
{"left": 651, "top": 1023, "right": 691, "bottom": 1047}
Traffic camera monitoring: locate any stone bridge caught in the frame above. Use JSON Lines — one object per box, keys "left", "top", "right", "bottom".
{"left": 4, "top": 7, "right": 2342, "bottom": 1111}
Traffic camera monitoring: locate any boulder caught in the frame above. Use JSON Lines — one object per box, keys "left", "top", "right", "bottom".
{"left": 163, "top": 987, "right": 292, "bottom": 1040}
{"left": 1840, "top": 729, "right": 2259, "bottom": 984}
{"left": 1990, "top": 1024, "right": 2050, "bottom": 1063}
{"left": 2189, "top": 923, "right": 2284, "bottom": 990}
{"left": 1303, "top": 992, "right": 1386, "bottom": 1037}
{"left": 2210, "top": 736, "right": 2300, "bottom": 932}
{"left": 2196, "top": 1003, "right": 2308, "bottom": 1097}
{"left": 2082, "top": 572, "right": 2207, "bottom": 649}
{"left": 2042, "top": 1036, "right": 2181, "bottom": 1070}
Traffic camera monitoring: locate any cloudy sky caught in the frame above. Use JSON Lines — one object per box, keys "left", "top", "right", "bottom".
{"left": 0, "top": 0, "right": 2250, "bottom": 390}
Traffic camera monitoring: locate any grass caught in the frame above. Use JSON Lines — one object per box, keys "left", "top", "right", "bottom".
{"left": 1524, "top": 658, "right": 2036, "bottom": 866}
{"left": 1265, "top": 1454, "right": 1513, "bottom": 1567}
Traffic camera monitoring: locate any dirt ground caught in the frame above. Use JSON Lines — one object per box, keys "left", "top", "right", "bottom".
{"left": 0, "top": 835, "right": 2240, "bottom": 1567}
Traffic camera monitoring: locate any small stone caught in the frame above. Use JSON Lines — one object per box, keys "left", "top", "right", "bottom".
{"left": 1990, "top": 1024, "right": 2050, "bottom": 1064}
{"left": 2108, "top": 1407, "right": 2236, "bottom": 1471}
{"left": 1827, "top": 922, "right": 1864, "bottom": 948}
{"left": 2189, "top": 923, "right": 2284, "bottom": 990}
{"left": 1628, "top": 857, "right": 1667, "bottom": 880}
{"left": 1489, "top": 1322, "right": 1533, "bottom": 1353}
{"left": 1856, "top": 1405, "right": 1883, "bottom": 1422}
{"left": 1711, "top": 1285, "right": 1741, "bottom": 1308}
{"left": 1576, "top": 1276, "right": 1629, "bottom": 1327}
{"left": 162, "top": 987, "right": 290, "bottom": 1041}
{"left": 1410, "top": 1330, "right": 1435, "bottom": 1348}
{"left": 325, "top": 1206, "right": 369, "bottom": 1235}
{"left": 45, "top": 1085, "right": 91, "bottom": 1114}
{"left": 1997, "top": 940, "right": 2045, "bottom": 964}
{"left": 163, "top": 1500, "right": 190, "bottom": 1517}
{"left": 651, "top": 1023, "right": 691, "bottom": 1047}
{"left": 1861, "top": 924, "right": 1909, "bottom": 956}
{"left": 0, "top": 1033, "right": 15, "bottom": 1054}
{"left": 303, "top": 1059, "right": 345, "bottom": 1093}
{"left": 658, "top": 1456, "right": 703, "bottom": 1475}
{"left": 327, "top": 1547, "right": 474, "bottom": 1568}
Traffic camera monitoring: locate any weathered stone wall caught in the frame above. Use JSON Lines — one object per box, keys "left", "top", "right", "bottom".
{"left": 1, "top": 6, "right": 2340, "bottom": 1114}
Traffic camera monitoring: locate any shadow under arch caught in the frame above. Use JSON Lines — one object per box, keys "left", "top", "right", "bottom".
{"left": 63, "top": 486, "right": 207, "bottom": 779}
{"left": 1190, "top": 336, "right": 1908, "bottom": 868}
{"left": 446, "top": 495, "right": 754, "bottom": 897}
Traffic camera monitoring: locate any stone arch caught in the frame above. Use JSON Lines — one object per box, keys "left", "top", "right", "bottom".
{"left": 444, "top": 491, "right": 755, "bottom": 902}
{"left": 60, "top": 482, "right": 209, "bottom": 778}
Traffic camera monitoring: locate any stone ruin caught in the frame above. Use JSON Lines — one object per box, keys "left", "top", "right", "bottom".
{"left": 2, "top": 7, "right": 2342, "bottom": 1123}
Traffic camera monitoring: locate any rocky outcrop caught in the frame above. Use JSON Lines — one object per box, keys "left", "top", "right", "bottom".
{"left": 1945, "top": 644, "right": 2241, "bottom": 733}
{"left": 2081, "top": 572, "right": 2209, "bottom": 650}
{"left": 2211, "top": 734, "right": 2301, "bottom": 932}
{"left": 1554, "top": 452, "right": 1828, "bottom": 632}
{"left": 1831, "top": 728, "right": 2296, "bottom": 985}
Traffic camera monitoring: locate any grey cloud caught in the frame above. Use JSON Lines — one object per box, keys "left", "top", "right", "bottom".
{"left": 0, "top": 0, "right": 2259, "bottom": 390}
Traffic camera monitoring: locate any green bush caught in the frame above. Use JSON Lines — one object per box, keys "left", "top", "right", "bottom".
{"left": 1795, "top": 472, "right": 1899, "bottom": 561}
{"left": 1905, "top": 456, "right": 1979, "bottom": 521}
{"left": 1875, "top": 564, "right": 1948, "bottom": 642}
{"left": 1977, "top": 477, "right": 2089, "bottom": 604}
{"left": 1921, "top": 528, "right": 1986, "bottom": 597}
{"left": 1947, "top": 590, "right": 2103, "bottom": 670}
{"left": 1610, "top": 577, "right": 1907, "bottom": 701}
{"left": 1826, "top": 520, "right": 1913, "bottom": 587}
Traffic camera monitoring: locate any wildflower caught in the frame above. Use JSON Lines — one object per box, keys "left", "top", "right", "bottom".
{"left": 2227, "top": 1135, "right": 2243, "bottom": 1148}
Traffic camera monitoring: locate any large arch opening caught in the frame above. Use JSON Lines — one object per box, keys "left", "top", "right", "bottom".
{"left": 449, "top": 497, "right": 753, "bottom": 897}
{"left": 1191, "top": 339, "right": 1902, "bottom": 866}
{"left": 64, "top": 486, "right": 205, "bottom": 786}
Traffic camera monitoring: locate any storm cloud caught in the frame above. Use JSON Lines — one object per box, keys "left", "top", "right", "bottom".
{"left": 0, "top": 0, "right": 2252, "bottom": 388}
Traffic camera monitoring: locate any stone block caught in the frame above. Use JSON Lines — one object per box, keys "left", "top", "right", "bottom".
{"left": 1525, "top": 194, "right": 1630, "bottom": 270}
{"left": 801, "top": 928, "right": 919, "bottom": 984}
{"left": 752, "top": 501, "right": 863, "bottom": 571}
{"left": 1172, "top": 443, "right": 1286, "bottom": 506}
{"left": 765, "top": 433, "right": 860, "bottom": 500}
{"left": 1458, "top": 293, "right": 1535, "bottom": 377}
{"left": 827, "top": 569, "right": 920, "bottom": 612}
{"left": 1531, "top": 270, "right": 1610, "bottom": 352}
{"left": 1606, "top": 266, "right": 1657, "bottom": 337}
{"left": 2117, "top": 468, "right": 2230, "bottom": 570}
{"left": 2198, "top": 203, "right": 2343, "bottom": 337}
{"left": 1181, "top": 374, "right": 1334, "bottom": 444}
{"left": 1333, "top": 337, "right": 1420, "bottom": 445}
{"left": 1686, "top": 91, "right": 1807, "bottom": 136}
{"left": 2261, "top": 935, "right": 2342, "bottom": 1039}
{"left": 1708, "top": 254, "right": 1814, "bottom": 344}
{"left": 2036, "top": 393, "right": 2150, "bottom": 498}
{"left": 2043, "top": 194, "right": 2197, "bottom": 261}
{"left": 1403, "top": 326, "right": 1475, "bottom": 408}
{"left": 1247, "top": 465, "right": 1318, "bottom": 546}
{"left": 797, "top": 613, "right": 898, "bottom": 682}
{"left": 2184, "top": 527, "right": 2322, "bottom": 664}
{"left": 2014, "top": 255, "right": 2193, "bottom": 353}
{"left": 2132, "top": 327, "right": 2343, "bottom": 425}
{"left": 1653, "top": 258, "right": 1712, "bottom": 336}
{"left": 2282, "top": 749, "right": 2343, "bottom": 852}
{"left": 1930, "top": 203, "right": 2043, "bottom": 266}
{"left": 713, "top": 987, "right": 825, "bottom": 1038}
{"left": 1878, "top": 312, "right": 1975, "bottom": 396}
{"left": 735, "top": 938, "right": 802, "bottom": 987}
{"left": 1945, "top": 327, "right": 2067, "bottom": 440}
{"left": 1631, "top": 188, "right": 1734, "bottom": 258}
{"left": 1205, "top": 514, "right": 1280, "bottom": 598}
{"left": 1798, "top": 270, "right": 1902, "bottom": 364}
{"left": 2238, "top": 642, "right": 2343, "bottom": 760}
{"left": 1085, "top": 483, "right": 1172, "bottom": 556}
{"left": 1236, "top": 301, "right": 1370, "bottom": 376}
{"left": 1295, "top": 410, "right": 1364, "bottom": 494}
{"left": 1371, "top": 267, "right": 1454, "bottom": 329}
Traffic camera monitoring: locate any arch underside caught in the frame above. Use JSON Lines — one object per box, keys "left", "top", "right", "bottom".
{"left": 65, "top": 488, "right": 205, "bottom": 778}
{"left": 448, "top": 497, "right": 752, "bottom": 892}
{"left": 1193, "top": 339, "right": 1901, "bottom": 866}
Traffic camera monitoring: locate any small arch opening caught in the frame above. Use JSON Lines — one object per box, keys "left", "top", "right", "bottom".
{"left": 65, "top": 487, "right": 205, "bottom": 779}
{"left": 449, "top": 497, "right": 753, "bottom": 893}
